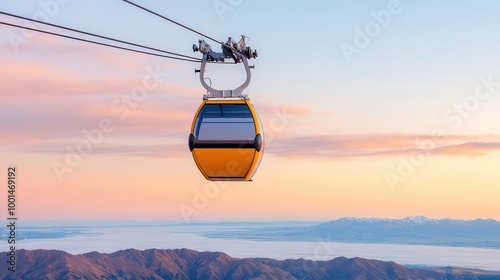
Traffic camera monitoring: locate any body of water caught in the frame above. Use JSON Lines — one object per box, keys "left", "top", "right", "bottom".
{"left": 12, "top": 222, "right": 500, "bottom": 271}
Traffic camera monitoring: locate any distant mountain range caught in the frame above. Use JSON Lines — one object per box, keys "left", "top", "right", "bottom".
{"left": 1, "top": 248, "right": 499, "bottom": 280}
{"left": 204, "top": 216, "right": 500, "bottom": 249}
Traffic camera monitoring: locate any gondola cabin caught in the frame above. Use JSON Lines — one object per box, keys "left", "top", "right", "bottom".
{"left": 189, "top": 99, "right": 263, "bottom": 181}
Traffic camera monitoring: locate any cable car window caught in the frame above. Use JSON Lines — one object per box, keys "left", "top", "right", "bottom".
{"left": 194, "top": 104, "right": 255, "bottom": 141}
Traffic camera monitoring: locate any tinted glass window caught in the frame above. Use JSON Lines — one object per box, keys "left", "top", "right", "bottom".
{"left": 194, "top": 104, "right": 255, "bottom": 141}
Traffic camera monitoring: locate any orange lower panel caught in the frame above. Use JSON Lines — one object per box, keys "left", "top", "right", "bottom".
{"left": 192, "top": 148, "right": 256, "bottom": 180}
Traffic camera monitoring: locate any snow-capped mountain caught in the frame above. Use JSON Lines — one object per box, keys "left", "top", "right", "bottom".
{"left": 204, "top": 216, "right": 500, "bottom": 249}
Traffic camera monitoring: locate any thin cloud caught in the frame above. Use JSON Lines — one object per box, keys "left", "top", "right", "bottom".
{"left": 0, "top": 98, "right": 194, "bottom": 145}
{"left": 255, "top": 103, "right": 312, "bottom": 118}
{"left": 9, "top": 127, "right": 500, "bottom": 160}
{"left": 24, "top": 142, "right": 188, "bottom": 158}
{"left": 434, "top": 142, "right": 500, "bottom": 157}
{"left": 267, "top": 134, "right": 500, "bottom": 159}
{"left": 0, "top": 59, "right": 188, "bottom": 99}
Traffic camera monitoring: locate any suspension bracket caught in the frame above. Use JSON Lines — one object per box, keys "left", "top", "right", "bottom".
{"left": 197, "top": 54, "right": 252, "bottom": 99}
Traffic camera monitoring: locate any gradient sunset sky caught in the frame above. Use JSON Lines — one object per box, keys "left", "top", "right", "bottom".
{"left": 1, "top": 0, "right": 500, "bottom": 222}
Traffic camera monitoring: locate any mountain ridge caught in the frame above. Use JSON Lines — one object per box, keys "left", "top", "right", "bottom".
{"left": 203, "top": 216, "right": 500, "bottom": 250}
{"left": 334, "top": 215, "right": 498, "bottom": 224}
{"left": 2, "top": 248, "right": 499, "bottom": 280}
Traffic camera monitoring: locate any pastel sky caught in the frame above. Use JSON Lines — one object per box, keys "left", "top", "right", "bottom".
{"left": 1, "top": 0, "right": 500, "bottom": 222}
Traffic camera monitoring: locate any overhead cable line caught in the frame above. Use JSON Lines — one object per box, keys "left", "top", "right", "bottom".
{"left": 0, "top": 11, "right": 201, "bottom": 62}
{"left": 122, "top": 0, "right": 223, "bottom": 46}
{"left": 0, "top": 21, "right": 201, "bottom": 63}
